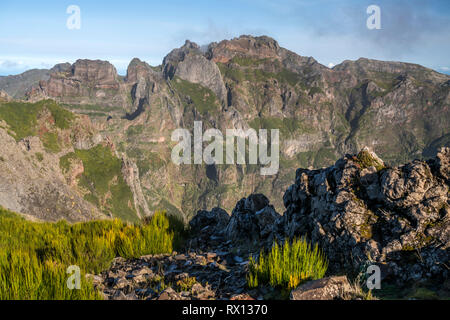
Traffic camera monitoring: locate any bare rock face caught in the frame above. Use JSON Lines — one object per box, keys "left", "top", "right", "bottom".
{"left": 71, "top": 59, "right": 119, "bottom": 89}
{"left": 290, "top": 276, "right": 352, "bottom": 300}
{"left": 207, "top": 35, "right": 281, "bottom": 63}
{"left": 28, "top": 59, "right": 126, "bottom": 107}
{"left": 125, "top": 58, "right": 154, "bottom": 84}
{"left": 175, "top": 54, "right": 227, "bottom": 103}
{"left": 162, "top": 40, "right": 226, "bottom": 103}
{"left": 0, "top": 90, "right": 12, "bottom": 102}
{"left": 0, "top": 120, "right": 103, "bottom": 222}
{"left": 163, "top": 40, "right": 202, "bottom": 79}
{"left": 434, "top": 147, "right": 450, "bottom": 182}
{"left": 43, "top": 59, "right": 120, "bottom": 97}
{"left": 282, "top": 147, "right": 450, "bottom": 284}
{"left": 121, "top": 155, "right": 151, "bottom": 219}
{"left": 125, "top": 58, "right": 161, "bottom": 117}
{"left": 189, "top": 207, "right": 230, "bottom": 234}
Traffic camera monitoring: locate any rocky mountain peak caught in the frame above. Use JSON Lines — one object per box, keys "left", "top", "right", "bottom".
{"left": 50, "top": 62, "right": 72, "bottom": 74}
{"left": 125, "top": 58, "right": 154, "bottom": 84}
{"left": 163, "top": 40, "right": 203, "bottom": 79}
{"left": 334, "top": 57, "right": 448, "bottom": 84}
{"left": 70, "top": 59, "right": 119, "bottom": 87}
{"left": 207, "top": 35, "right": 281, "bottom": 63}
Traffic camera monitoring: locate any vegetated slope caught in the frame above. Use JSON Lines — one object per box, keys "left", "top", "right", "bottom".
{"left": 3, "top": 35, "right": 450, "bottom": 222}
{"left": 0, "top": 99, "right": 147, "bottom": 222}
{"left": 0, "top": 206, "right": 175, "bottom": 300}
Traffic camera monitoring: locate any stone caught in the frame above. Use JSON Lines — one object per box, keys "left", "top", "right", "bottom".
{"left": 290, "top": 276, "right": 352, "bottom": 300}
{"left": 189, "top": 207, "right": 230, "bottom": 234}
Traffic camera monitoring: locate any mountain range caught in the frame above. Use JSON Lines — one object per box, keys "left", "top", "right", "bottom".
{"left": 0, "top": 35, "right": 449, "bottom": 223}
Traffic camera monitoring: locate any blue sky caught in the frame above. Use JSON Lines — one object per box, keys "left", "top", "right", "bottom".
{"left": 0, "top": 0, "right": 449, "bottom": 76}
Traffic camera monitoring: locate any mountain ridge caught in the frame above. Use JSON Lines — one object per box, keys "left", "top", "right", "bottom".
{"left": 0, "top": 34, "right": 449, "bottom": 223}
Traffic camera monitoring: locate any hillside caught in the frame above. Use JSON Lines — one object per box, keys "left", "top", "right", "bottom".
{"left": 0, "top": 99, "right": 148, "bottom": 222}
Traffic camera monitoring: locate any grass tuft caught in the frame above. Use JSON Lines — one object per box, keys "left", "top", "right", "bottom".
{"left": 247, "top": 237, "right": 328, "bottom": 292}
{"left": 0, "top": 207, "right": 175, "bottom": 300}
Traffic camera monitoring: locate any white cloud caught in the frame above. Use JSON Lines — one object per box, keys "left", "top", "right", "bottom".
{"left": 327, "top": 63, "right": 335, "bottom": 68}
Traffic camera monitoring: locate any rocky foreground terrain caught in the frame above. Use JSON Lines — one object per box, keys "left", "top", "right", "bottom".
{"left": 89, "top": 148, "right": 450, "bottom": 300}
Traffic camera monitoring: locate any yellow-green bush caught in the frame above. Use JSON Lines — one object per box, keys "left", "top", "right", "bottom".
{"left": 0, "top": 207, "right": 175, "bottom": 300}
{"left": 247, "top": 238, "right": 328, "bottom": 291}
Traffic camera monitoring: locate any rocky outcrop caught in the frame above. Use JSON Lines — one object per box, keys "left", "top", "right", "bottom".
{"left": 187, "top": 147, "right": 449, "bottom": 283}
{"left": 163, "top": 40, "right": 202, "bottom": 79}
{"left": 163, "top": 40, "right": 226, "bottom": 103}
{"left": 27, "top": 59, "right": 127, "bottom": 107}
{"left": 174, "top": 54, "right": 227, "bottom": 103}
{"left": 0, "top": 90, "right": 12, "bottom": 102}
{"left": 189, "top": 207, "right": 230, "bottom": 234}
{"left": 225, "top": 194, "right": 281, "bottom": 247}
{"left": 207, "top": 35, "right": 281, "bottom": 64}
{"left": 187, "top": 194, "right": 282, "bottom": 251}
{"left": 121, "top": 155, "right": 151, "bottom": 218}
{"left": 281, "top": 147, "right": 449, "bottom": 284}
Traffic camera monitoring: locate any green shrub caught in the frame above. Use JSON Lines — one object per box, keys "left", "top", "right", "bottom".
{"left": 60, "top": 145, "right": 138, "bottom": 222}
{"left": 247, "top": 238, "right": 328, "bottom": 291}
{"left": 171, "top": 77, "right": 219, "bottom": 116}
{"left": 354, "top": 149, "right": 385, "bottom": 171}
{"left": 0, "top": 207, "right": 175, "bottom": 300}
{"left": 175, "top": 276, "right": 197, "bottom": 292}
{"left": 0, "top": 100, "right": 74, "bottom": 141}
{"left": 126, "top": 125, "right": 144, "bottom": 136}
{"left": 35, "top": 153, "right": 44, "bottom": 162}
{"left": 42, "top": 132, "right": 61, "bottom": 153}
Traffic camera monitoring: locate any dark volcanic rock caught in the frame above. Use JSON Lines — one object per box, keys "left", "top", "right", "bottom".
{"left": 189, "top": 207, "right": 230, "bottom": 234}
{"left": 281, "top": 147, "right": 450, "bottom": 284}
{"left": 225, "top": 194, "right": 281, "bottom": 246}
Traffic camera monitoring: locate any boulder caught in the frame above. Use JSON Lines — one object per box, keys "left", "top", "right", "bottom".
{"left": 189, "top": 207, "right": 230, "bottom": 234}
{"left": 290, "top": 276, "right": 352, "bottom": 300}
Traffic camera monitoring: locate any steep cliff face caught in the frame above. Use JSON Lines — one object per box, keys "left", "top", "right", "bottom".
{"left": 27, "top": 59, "right": 129, "bottom": 109}
{"left": 2, "top": 35, "right": 448, "bottom": 222}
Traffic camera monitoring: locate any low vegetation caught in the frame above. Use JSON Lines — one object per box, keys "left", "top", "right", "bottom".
{"left": 0, "top": 206, "right": 176, "bottom": 300}
{"left": 247, "top": 238, "right": 328, "bottom": 292}
{"left": 0, "top": 100, "right": 74, "bottom": 141}
{"left": 354, "top": 149, "right": 385, "bottom": 171}
{"left": 60, "top": 144, "right": 138, "bottom": 222}
{"left": 170, "top": 77, "right": 219, "bottom": 116}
